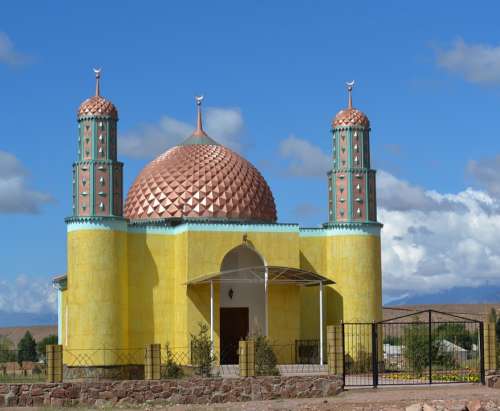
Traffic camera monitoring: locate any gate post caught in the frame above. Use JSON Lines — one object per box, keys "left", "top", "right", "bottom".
{"left": 46, "top": 344, "right": 63, "bottom": 383}
{"left": 239, "top": 339, "right": 255, "bottom": 377}
{"left": 145, "top": 344, "right": 161, "bottom": 380}
{"left": 371, "top": 322, "right": 378, "bottom": 388}
{"left": 484, "top": 319, "right": 497, "bottom": 373}
{"left": 327, "top": 324, "right": 343, "bottom": 376}
{"left": 428, "top": 310, "right": 432, "bottom": 385}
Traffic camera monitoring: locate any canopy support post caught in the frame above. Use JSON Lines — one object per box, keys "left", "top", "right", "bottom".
{"left": 264, "top": 267, "right": 269, "bottom": 337}
{"left": 210, "top": 280, "right": 214, "bottom": 355}
{"left": 319, "top": 281, "right": 324, "bottom": 365}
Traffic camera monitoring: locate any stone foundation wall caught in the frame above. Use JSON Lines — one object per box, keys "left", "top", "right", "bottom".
{"left": 487, "top": 374, "right": 500, "bottom": 389}
{"left": 0, "top": 375, "right": 341, "bottom": 407}
{"left": 63, "top": 365, "right": 144, "bottom": 381}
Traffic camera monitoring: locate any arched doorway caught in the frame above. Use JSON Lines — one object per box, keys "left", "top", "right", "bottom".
{"left": 219, "top": 244, "right": 266, "bottom": 364}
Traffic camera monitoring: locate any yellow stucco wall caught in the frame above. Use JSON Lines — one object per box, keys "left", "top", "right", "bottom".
{"left": 66, "top": 228, "right": 128, "bottom": 365}
{"left": 64, "top": 222, "right": 382, "bottom": 366}
{"left": 268, "top": 284, "right": 301, "bottom": 363}
{"left": 299, "top": 234, "right": 382, "bottom": 343}
{"left": 127, "top": 232, "right": 176, "bottom": 350}
{"left": 327, "top": 234, "right": 382, "bottom": 324}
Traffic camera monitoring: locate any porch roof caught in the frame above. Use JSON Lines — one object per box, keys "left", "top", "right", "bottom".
{"left": 187, "top": 265, "right": 334, "bottom": 287}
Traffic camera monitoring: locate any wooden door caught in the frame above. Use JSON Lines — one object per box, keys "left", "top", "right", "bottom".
{"left": 220, "top": 307, "right": 249, "bottom": 364}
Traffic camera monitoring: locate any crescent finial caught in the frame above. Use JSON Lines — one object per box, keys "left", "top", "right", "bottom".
{"left": 93, "top": 68, "right": 102, "bottom": 96}
{"left": 345, "top": 80, "right": 355, "bottom": 108}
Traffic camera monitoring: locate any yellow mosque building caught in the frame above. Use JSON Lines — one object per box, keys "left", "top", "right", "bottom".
{"left": 54, "top": 72, "right": 382, "bottom": 369}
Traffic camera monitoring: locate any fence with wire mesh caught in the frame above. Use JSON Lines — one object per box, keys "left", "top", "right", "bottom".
{"left": 0, "top": 350, "right": 47, "bottom": 383}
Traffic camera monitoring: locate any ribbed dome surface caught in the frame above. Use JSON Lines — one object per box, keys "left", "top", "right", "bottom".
{"left": 78, "top": 95, "right": 118, "bottom": 119}
{"left": 333, "top": 107, "right": 369, "bottom": 128}
{"left": 124, "top": 144, "right": 277, "bottom": 222}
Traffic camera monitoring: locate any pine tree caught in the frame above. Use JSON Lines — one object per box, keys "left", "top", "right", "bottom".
{"left": 36, "top": 335, "right": 58, "bottom": 362}
{"left": 17, "top": 331, "right": 38, "bottom": 364}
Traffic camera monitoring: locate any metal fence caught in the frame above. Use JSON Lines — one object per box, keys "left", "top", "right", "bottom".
{"left": 343, "top": 310, "right": 485, "bottom": 387}
{"left": 0, "top": 350, "right": 47, "bottom": 383}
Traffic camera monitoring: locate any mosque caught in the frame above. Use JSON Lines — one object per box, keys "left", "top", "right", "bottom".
{"left": 53, "top": 71, "right": 382, "bottom": 368}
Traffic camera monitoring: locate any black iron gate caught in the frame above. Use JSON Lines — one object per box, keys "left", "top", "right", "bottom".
{"left": 343, "top": 310, "right": 485, "bottom": 387}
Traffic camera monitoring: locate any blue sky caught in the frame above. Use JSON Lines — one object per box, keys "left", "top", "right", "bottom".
{"left": 1, "top": 1, "right": 500, "bottom": 322}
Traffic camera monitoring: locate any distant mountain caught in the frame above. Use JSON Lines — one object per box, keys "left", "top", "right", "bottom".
{"left": 385, "top": 285, "right": 500, "bottom": 306}
{"left": 0, "top": 311, "right": 57, "bottom": 328}
{"left": 0, "top": 325, "right": 57, "bottom": 345}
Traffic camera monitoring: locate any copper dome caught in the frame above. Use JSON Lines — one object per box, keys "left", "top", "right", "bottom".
{"left": 332, "top": 81, "right": 369, "bottom": 128}
{"left": 332, "top": 108, "right": 369, "bottom": 128}
{"left": 77, "top": 69, "right": 118, "bottom": 119}
{"left": 78, "top": 95, "right": 118, "bottom": 119}
{"left": 124, "top": 98, "right": 277, "bottom": 222}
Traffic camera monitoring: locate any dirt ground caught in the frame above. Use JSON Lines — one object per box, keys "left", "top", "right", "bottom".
{"left": 1, "top": 384, "right": 499, "bottom": 411}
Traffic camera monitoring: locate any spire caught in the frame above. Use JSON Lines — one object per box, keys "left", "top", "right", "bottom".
{"left": 192, "top": 95, "right": 208, "bottom": 137}
{"left": 346, "top": 80, "right": 355, "bottom": 109}
{"left": 93, "top": 68, "right": 101, "bottom": 96}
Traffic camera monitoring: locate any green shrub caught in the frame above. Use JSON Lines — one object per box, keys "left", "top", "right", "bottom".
{"left": 161, "top": 343, "right": 184, "bottom": 379}
{"left": 190, "top": 323, "right": 215, "bottom": 377}
{"left": 0, "top": 336, "right": 16, "bottom": 363}
{"left": 345, "top": 351, "right": 372, "bottom": 373}
{"left": 254, "top": 335, "right": 279, "bottom": 376}
{"left": 383, "top": 335, "right": 402, "bottom": 346}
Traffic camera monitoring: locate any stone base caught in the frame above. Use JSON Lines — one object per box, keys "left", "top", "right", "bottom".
{"left": 487, "top": 374, "right": 500, "bottom": 389}
{"left": 64, "top": 365, "right": 144, "bottom": 381}
{"left": 0, "top": 375, "right": 342, "bottom": 406}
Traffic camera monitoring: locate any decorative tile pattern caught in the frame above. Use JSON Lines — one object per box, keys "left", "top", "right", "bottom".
{"left": 124, "top": 144, "right": 277, "bottom": 222}
{"left": 352, "top": 173, "right": 365, "bottom": 221}
{"left": 332, "top": 108, "right": 369, "bottom": 128}
{"left": 78, "top": 95, "right": 118, "bottom": 119}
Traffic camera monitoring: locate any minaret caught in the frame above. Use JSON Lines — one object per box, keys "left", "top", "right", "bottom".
{"left": 328, "top": 81, "right": 378, "bottom": 225}
{"left": 72, "top": 69, "right": 123, "bottom": 218}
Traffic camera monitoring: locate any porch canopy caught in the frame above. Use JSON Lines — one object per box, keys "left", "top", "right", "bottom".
{"left": 186, "top": 265, "right": 334, "bottom": 287}
{"left": 187, "top": 265, "right": 333, "bottom": 365}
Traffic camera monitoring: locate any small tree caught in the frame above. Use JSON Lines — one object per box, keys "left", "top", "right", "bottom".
{"left": 0, "top": 336, "right": 16, "bottom": 363}
{"left": 403, "top": 320, "right": 429, "bottom": 377}
{"left": 162, "top": 343, "right": 184, "bottom": 379}
{"left": 36, "top": 335, "right": 58, "bottom": 362}
{"left": 190, "top": 323, "right": 215, "bottom": 377}
{"left": 17, "top": 331, "right": 38, "bottom": 364}
{"left": 254, "top": 335, "right": 279, "bottom": 376}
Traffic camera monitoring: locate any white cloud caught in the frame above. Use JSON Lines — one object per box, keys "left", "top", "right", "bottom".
{"left": 467, "top": 154, "right": 500, "bottom": 198}
{"left": 0, "top": 32, "right": 31, "bottom": 66}
{"left": 381, "top": 185, "right": 500, "bottom": 299}
{"left": 277, "top": 136, "right": 500, "bottom": 299}
{"left": 0, "top": 275, "right": 56, "bottom": 314}
{"left": 204, "top": 107, "right": 244, "bottom": 150}
{"left": 436, "top": 38, "right": 500, "bottom": 85}
{"left": 377, "top": 170, "right": 466, "bottom": 212}
{"left": 0, "top": 151, "right": 53, "bottom": 213}
{"left": 279, "top": 135, "right": 330, "bottom": 177}
{"left": 120, "top": 107, "right": 244, "bottom": 158}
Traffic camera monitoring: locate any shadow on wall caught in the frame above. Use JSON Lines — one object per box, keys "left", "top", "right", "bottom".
{"left": 128, "top": 234, "right": 159, "bottom": 349}
{"left": 300, "top": 251, "right": 343, "bottom": 326}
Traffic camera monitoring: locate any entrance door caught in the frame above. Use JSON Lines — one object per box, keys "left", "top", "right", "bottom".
{"left": 220, "top": 307, "right": 249, "bottom": 364}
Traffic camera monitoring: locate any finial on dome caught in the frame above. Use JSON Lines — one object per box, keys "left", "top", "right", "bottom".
{"left": 93, "top": 68, "right": 101, "bottom": 96}
{"left": 193, "top": 95, "right": 207, "bottom": 137}
{"left": 346, "top": 80, "right": 355, "bottom": 109}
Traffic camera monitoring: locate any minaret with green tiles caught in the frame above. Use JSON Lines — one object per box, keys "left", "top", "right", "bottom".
{"left": 328, "top": 82, "right": 378, "bottom": 226}
{"left": 72, "top": 69, "right": 123, "bottom": 218}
